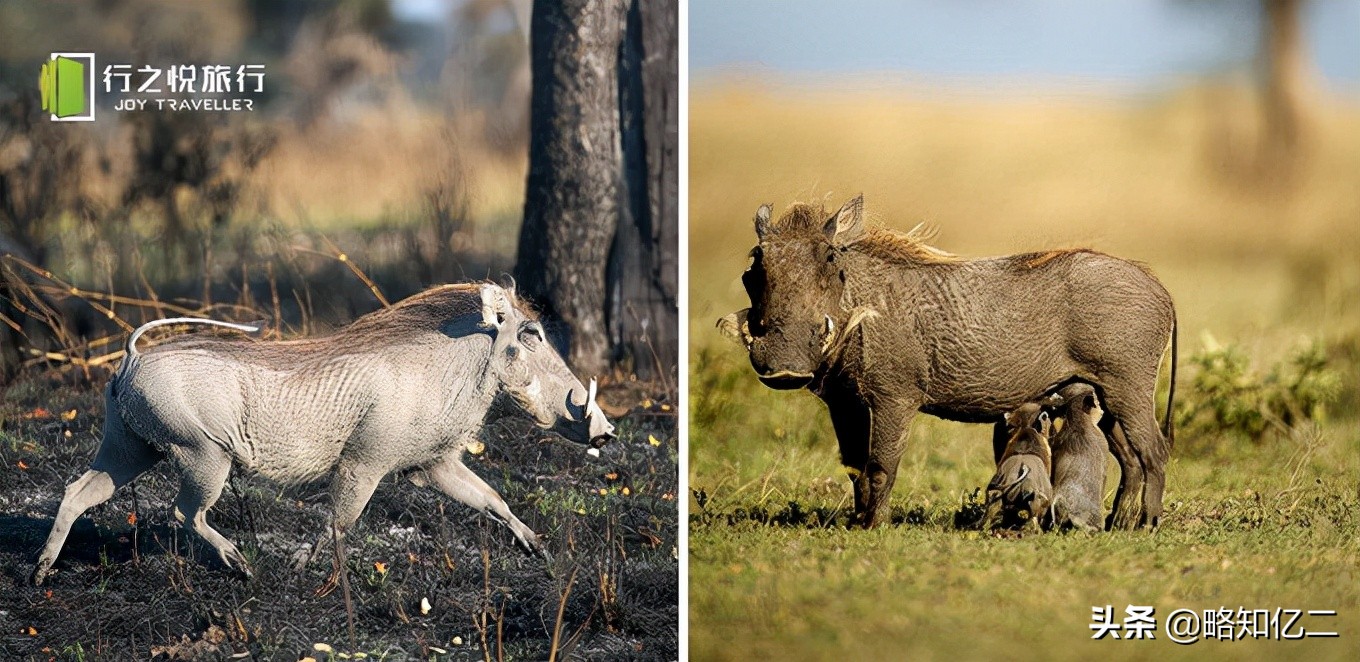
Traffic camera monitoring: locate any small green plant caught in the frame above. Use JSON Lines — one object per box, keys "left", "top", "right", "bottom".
{"left": 60, "top": 641, "right": 87, "bottom": 662}
{"left": 1177, "top": 333, "right": 1342, "bottom": 440}
{"left": 952, "top": 487, "right": 987, "bottom": 530}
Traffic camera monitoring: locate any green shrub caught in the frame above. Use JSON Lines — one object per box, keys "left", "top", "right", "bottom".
{"left": 1176, "top": 333, "right": 1342, "bottom": 440}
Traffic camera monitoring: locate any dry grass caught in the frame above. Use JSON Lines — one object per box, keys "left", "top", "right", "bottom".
{"left": 253, "top": 107, "right": 527, "bottom": 255}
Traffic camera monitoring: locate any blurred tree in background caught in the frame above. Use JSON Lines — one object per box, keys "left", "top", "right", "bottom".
{"left": 1259, "top": 0, "right": 1310, "bottom": 174}
{"left": 1184, "top": 0, "right": 1318, "bottom": 183}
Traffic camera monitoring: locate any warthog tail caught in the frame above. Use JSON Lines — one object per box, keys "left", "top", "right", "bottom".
{"left": 1162, "top": 315, "right": 1177, "bottom": 449}
{"left": 125, "top": 317, "right": 261, "bottom": 359}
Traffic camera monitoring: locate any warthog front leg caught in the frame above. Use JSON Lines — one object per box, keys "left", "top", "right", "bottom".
{"left": 291, "top": 464, "right": 385, "bottom": 597}
{"left": 171, "top": 446, "right": 251, "bottom": 578}
{"left": 826, "top": 388, "right": 914, "bottom": 528}
{"left": 294, "top": 464, "right": 385, "bottom": 572}
{"left": 863, "top": 405, "right": 914, "bottom": 528}
{"left": 423, "top": 454, "right": 549, "bottom": 561}
{"left": 824, "top": 385, "right": 871, "bottom": 526}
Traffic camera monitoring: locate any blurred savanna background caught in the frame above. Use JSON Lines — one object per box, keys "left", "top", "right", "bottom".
{"left": 689, "top": 1, "right": 1358, "bottom": 659}
{"left": 1, "top": 0, "right": 532, "bottom": 337}
{"left": 0, "top": 0, "right": 678, "bottom": 658}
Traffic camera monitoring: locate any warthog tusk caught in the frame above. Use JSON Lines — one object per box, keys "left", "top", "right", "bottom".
{"left": 821, "top": 314, "right": 836, "bottom": 352}
{"left": 584, "top": 378, "right": 599, "bottom": 422}
{"left": 716, "top": 309, "right": 755, "bottom": 349}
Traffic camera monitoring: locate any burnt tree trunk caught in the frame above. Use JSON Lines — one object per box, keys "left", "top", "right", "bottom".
{"left": 611, "top": 0, "right": 678, "bottom": 382}
{"left": 515, "top": 0, "right": 677, "bottom": 380}
{"left": 515, "top": 0, "right": 625, "bottom": 376}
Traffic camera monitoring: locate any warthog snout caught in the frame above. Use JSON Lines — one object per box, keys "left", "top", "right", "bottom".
{"left": 749, "top": 329, "right": 820, "bottom": 389}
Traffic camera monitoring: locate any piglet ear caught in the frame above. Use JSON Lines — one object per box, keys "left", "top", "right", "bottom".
{"left": 754, "top": 204, "right": 772, "bottom": 238}
{"left": 824, "top": 194, "right": 865, "bottom": 245}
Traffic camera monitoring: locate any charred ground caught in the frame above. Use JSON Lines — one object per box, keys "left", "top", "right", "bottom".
{"left": 0, "top": 374, "right": 678, "bottom": 660}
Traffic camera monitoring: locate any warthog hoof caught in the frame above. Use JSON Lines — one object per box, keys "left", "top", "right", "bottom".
{"left": 516, "top": 533, "right": 553, "bottom": 565}
{"left": 1108, "top": 501, "right": 1144, "bottom": 531}
{"left": 31, "top": 561, "right": 55, "bottom": 586}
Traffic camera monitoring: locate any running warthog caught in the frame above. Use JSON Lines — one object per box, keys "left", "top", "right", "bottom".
{"left": 719, "top": 195, "right": 1175, "bottom": 530}
{"left": 33, "top": 282, "right": 614, "bottom": 585}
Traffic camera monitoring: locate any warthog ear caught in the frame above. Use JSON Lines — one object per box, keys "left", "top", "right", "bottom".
{"left": 1036, "top": 411, "right": 1050, "bottom": 435}
{"left": 824, "top": 194, "right": 865, "bottom": 246}
{"left": 499, "top": 273, "right": 517, "bottom": 299}
{"left": 479, "top": 284, "right": 507, "bottom": 329}
{"left": 754, "top": 204, "right": 772, "bottom": 238}
{"left": 1085, "top": 393, "right": 1104, "bottom": 425}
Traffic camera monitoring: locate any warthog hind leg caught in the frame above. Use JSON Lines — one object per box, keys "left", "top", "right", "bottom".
{"left": 424, "top": 454, "right": 550, "bottom": 562}
{"left": 33, "top": 412, "right": 164, "bottom": 585}
{"left": 1100, "top": 383, "right": 1167, "bottom": 530}
{"left": 991, "top": 421, "right": 1009, "bottom": 465}
{"left": 1100, "top": 417, "right": 1144, "bottom": 530}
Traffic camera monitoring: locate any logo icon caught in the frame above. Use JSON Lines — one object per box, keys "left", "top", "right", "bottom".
{"left": 39, "top": 52, "right": 96, "bottom": 121}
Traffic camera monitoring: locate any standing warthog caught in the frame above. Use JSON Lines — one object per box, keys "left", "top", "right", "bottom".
{"left": 719, "top": 195, "right": 1175, "bottom": 530}
{"left": 982, "top": 404, "right": 1053, "bottom": 532}
{"left": 1044, "top": 383, "right": 1108, "bottom": 532}
{"left": 33, "top": 282, "right": 615, "bottom": 585}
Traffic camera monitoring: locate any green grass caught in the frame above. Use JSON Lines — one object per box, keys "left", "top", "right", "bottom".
{"left": 687, "top": 82, "right": 1360, "bottom": 660}
{"left": 690, "top": 350, "right": 1360, "bottom": 660}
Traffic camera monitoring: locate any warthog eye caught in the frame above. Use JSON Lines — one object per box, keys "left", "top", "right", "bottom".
{"left": 518, "top": 322, "right": 545, "bottom": 349}
{"left": 742, "top": 257, "right": 765, "bottom": 300}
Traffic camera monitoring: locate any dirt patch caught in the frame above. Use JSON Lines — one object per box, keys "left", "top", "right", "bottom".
{"left": 0, "top": 375, "right": 678, "bottom": 660}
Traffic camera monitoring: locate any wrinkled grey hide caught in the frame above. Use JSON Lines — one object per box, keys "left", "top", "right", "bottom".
{"left": 721, "top": 195, "right": 1176, "bottom": 530}
{"left": 982, "top": 404, "right": 1053, "bottom": 532}
{"left": 1044, "top": 383, "right": 1107, "bottom": 532}
{"left": 33, "top": 283, "right": 614, "bottom": 585}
